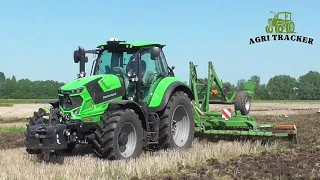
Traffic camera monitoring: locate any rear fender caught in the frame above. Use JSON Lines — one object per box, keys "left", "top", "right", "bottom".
{"left": 148, "top": 78, "right": 194, "bottom": 112}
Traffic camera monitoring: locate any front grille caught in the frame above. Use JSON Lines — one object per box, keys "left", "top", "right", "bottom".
{"left": 59, "top": 95, "right": 83, "bottom": 110}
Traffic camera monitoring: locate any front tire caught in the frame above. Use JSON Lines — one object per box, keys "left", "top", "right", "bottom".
{"left": 157, "top": 91, "right": 195, "bottom": 150}
{"left": 91, "top": 109, "right": 143, "bottom": 160}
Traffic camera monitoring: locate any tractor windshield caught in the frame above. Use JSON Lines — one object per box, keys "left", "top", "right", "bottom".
{"left": 94, "top": 49, "right": 137, "bottom": 76}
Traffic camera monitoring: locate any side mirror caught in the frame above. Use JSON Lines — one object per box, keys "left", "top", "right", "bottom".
{"left": 73, "top": 46, "right": 88, "bottom": 77}
{"left": 150, "top": 47, "right": 160, "bottom": 60}
{"left": 73, "top": 46, "right": 88, "bottom": 63}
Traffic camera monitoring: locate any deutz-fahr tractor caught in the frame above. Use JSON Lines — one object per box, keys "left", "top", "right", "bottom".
{"left": 25, "top": 38, "right": 198, "bottom": 161}
{"left": 25, "top": 38, "right": 297, "bottom": 163}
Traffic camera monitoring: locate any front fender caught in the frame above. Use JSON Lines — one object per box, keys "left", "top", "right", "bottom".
{"left": 148, "top": 77, "right": 194, "bottom": 112}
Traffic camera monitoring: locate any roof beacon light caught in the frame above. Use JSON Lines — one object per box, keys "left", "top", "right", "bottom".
{"left": 108, "top": 37, "right": 118, "bottom": 41}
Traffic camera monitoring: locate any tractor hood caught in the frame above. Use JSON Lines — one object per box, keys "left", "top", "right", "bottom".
{"left": 60, "top": 75, "right": 106, "bottom": 91}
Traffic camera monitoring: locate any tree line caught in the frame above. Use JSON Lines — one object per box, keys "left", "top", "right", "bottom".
{"left": 214, "top": 70, "right": 320, "bottom": 100}
{"left": 0, "top": 71, "right": 320, "bottom": 100}
{"left": 0, "top": 72, "right": 64, "bottom": 99}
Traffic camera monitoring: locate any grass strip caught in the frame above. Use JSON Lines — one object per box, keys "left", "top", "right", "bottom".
{"left": 0, "top": 99, "right": 55, "bottom": 104}
{"left": 0, "top": 103, "right": 14, "bottom": 107}
{"left": 0, "top": 126, "right": 26, "bottom": 133}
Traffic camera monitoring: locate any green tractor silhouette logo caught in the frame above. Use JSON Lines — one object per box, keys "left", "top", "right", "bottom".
{"left": 265, "top": 11, "right": 296, "bottom": 34}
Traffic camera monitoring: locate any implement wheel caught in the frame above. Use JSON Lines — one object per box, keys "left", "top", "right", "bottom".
{"left": 234, "top": 91, "right": 251, "bottom": 115}
{"left": 90, "top": 109, "right": 143, "bottom": 160}
{"left": 157, "top": 91, "right": 195, "bottom": 150}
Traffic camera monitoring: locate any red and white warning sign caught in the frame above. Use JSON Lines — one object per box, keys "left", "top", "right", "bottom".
{"left": 222, "top": 108, "right": 232, "bottom": 120}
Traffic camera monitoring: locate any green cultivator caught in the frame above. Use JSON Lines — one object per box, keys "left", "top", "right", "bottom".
{"left": 195, "top": 61, "right": 255, "bottom": 109}
{"left": 25, "top": 38, "right": 297, "bottom": 163}
{"left": 189, "top": 61, "right": 297, "bottom": 142}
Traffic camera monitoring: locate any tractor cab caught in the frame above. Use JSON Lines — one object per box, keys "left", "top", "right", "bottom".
{"left": 73, "top": 38, "right": 174, "bottom": 104}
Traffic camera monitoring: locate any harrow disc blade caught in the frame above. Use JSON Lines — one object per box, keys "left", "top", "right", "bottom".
{"left": 195, "top": 123, "right": 298, "bottom": 145}
{"left": 273, "top": 124, "right": 298, "bottom": 144}
{"left": 274, "top": 124, "right": 297, "bottom": 131}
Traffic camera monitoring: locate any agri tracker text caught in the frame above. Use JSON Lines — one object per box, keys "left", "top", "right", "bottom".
{"left": 25, "top": 38, "right": 298, "bottom": 163}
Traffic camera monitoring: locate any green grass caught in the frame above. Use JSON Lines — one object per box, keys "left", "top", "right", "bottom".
{"left": 0, "top": 103, "right": 14, "bottom": 107}
{"left": 0, "top": 117, "right": 28, "bottom": 123}
{"left": 0, "top": 99, "right": 56, "bottom": 104}
{"left": 0, "top": 126, "right": 26, "bottom": 133}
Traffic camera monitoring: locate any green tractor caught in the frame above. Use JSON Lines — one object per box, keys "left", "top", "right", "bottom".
{"left": 265, "top": 11, "right": 295, "bottom": 33}
{"left": 25, "top": 38, "right": 297, "bottom": 163}
{"left": 25, "top": 38, "right": 196, "bottom": 161}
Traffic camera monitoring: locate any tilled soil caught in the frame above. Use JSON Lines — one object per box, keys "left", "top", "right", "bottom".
{"left": 195, "top": 147, "right": 320, "bottom": 180}
{"left": 0, "top": 133, "right": 24, "bottom": 149}
{"left": 145, "top": 114, "right": 320, "bottom": 180}
{"left": 257, "top": 113, "right": 320, "bottom": 146}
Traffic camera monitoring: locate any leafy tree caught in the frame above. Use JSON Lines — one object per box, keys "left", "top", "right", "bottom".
{"left": 256, "top": 84, "right": 270, "bottom": 100}
{"left": 0, "top": 72, "right": 5, "bottom": 97}
{"left": 297, "top": 71, "right": 320, "bottom": 100}
{"left": 0, "top": 72, "right": 65, "bottom": 99}
{"left": 248, "top": 75, "right": 261, "bottom": 99}
{"left": 237, "top": 79, "right": 246, "bottom": 90}
{"left": 267, "top": 75, "right": 298, "bottom": 100}
{"left": 248, "top": 75, "right": 260, "bottom": 87}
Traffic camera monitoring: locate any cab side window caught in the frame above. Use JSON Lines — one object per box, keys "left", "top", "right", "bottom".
{"left": 158, "top": 49, "right": 169, "bottom": 76}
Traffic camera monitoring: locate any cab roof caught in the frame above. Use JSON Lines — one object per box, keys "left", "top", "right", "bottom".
{"left": 96, "top": 41, "right": 166, "bottom": 49}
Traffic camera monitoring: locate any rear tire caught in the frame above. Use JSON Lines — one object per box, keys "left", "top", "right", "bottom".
{"left": 90, "top": 109, "right": 143, "bottom": 160}
{"left": 157, "top": 91, "right": 195, "bottom": 150}
{"left": 234, "top": 91, "right": 251, "bottom": 115}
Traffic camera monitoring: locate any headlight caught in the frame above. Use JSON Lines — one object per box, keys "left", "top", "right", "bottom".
{"left": 70, "top": 87, "right": 84, "bottom": 94}
{"left": 58, "top": 87, "right": 84, "bottom": 94}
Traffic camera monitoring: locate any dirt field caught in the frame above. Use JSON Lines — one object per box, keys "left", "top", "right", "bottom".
{"left": 164, "top": 114, "right": 320, "bottom": 180}
{"left": 0, "top": 102, "right": 320, "bottom": 179}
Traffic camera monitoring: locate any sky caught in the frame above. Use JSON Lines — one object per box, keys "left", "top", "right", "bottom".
{"left": 0, "top": 0, "right": 319, "bottom": 85}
